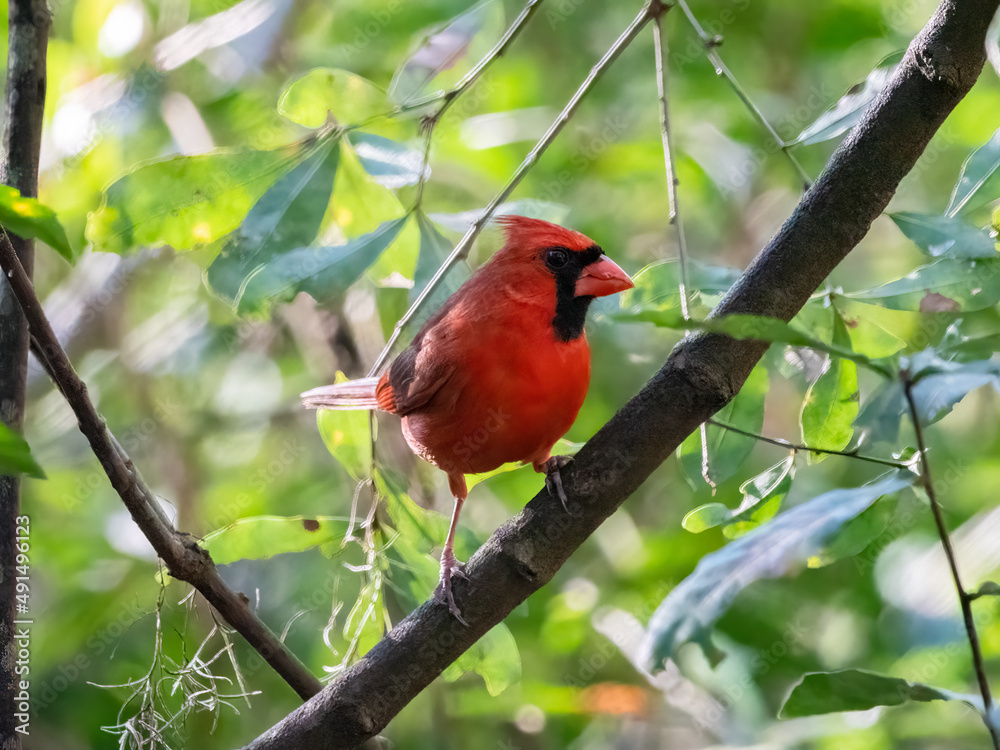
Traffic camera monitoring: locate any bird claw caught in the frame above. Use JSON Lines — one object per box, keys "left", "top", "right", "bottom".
{"left": 542, "top": 455, "right": 573, "bottom": 514}
{"left": 435, "top": 550, "right": 470, "bottom": 626}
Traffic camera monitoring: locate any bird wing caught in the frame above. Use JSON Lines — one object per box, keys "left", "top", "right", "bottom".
{"left": 376, "top": 335, "right": 458, "bottom": 415}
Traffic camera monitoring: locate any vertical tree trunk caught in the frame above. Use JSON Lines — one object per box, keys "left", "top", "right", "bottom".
{"left": 0, "top": 0, "right": 50, "bottom": 746}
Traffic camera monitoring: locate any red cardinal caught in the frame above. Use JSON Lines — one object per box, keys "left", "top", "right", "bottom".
{"left": 302, "top": 216, "right": 633, "bottom": 623}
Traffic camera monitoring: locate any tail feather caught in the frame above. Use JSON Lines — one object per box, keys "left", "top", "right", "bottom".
{"left": 301, "top": 377, "right": 380, "bottom": 410}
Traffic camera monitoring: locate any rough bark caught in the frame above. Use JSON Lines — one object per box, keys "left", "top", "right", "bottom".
{"left": 0, "top": 0, "right": 49, "bottom": 745}
{"left": 241, "top": 0, "right": 999, "bottom": 748}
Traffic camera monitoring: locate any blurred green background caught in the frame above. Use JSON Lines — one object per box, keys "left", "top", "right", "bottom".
{"left": 5, "top": 0, "right": 1000, "bottom": 747}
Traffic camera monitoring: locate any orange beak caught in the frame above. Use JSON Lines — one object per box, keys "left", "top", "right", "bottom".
{"left": 575, "top": 255, "right": 634, "bottom": 298}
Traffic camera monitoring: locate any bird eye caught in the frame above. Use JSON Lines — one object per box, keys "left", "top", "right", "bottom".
{"left": 545, "top": 249, "right": 569, "bottom": 268}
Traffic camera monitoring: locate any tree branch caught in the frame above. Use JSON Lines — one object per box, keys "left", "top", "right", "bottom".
{"left": 0, "top": 0, "right": 49, "bottom": 745}
{"left": 0, "top": 234, "right": 325, "bottom": 703}
{"left": 240, "top": 0, "right": 998, "bottom": 747}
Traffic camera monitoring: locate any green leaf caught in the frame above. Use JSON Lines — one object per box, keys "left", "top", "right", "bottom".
{"left": 907, "top": 350, "right": 1000, "bottom": 424}
{"left": 971, "top": 581, "right": 1000, "bottom": 600}
{"left": 640, "top": 472, "right": 912, "bottom": 670}
{"left": 0, "top": 422, "right": 45, "bottom": 479}
{"left": 236, "top": 216, "right": 408, "bottom": 316}
{"left": 207, "top": 137, "right": 341, "bottom": 308}
{"left": 619, "top": 258, "right": 740, "bottom": 318}
{"left": 0, "top": 186, "right": 73, "bottom": 261}
{"left": 86, "top": 145, "right": 304, "bottom": 255}
{"left": 375, "top": 470, "right": 449, "bottom": 550}
{"left": 845, "top": 257, "right": 1000, "bottom": 312}
{"left": 442, "top": 622, "right": 521, "bottom": 696}
{"left": 947, "top": 125, "right": 1000, "bottom": 216}
{"left": 316, "top": 374, "right": 372, "bottom": 481}
{"left": 332, "top": 141, "right": 418, "bottom": 283}
{"left": 278, "top": 68, "right": 390, "bottom": 128}
{"left": 780, "top": 669, "right": 983, "bottom": 718}
{"left": 811, "top": 493, "right": 897, "bottom": 567}
{"left": 412, "top": 212, "right": 467, "bottom": 307}
{"left": 833, "top": 297, "right": 919, "bottom": 358}
{"left": 678, "top": 364, "right": 768, "bottom": 487}
{"left": 889, "top": 212, "right": 997, "bottom": 259}
{"left": 202, "top": 515, "right": 350, "bottom": 565}
{"left": 633, "top": 312, "right": 889, "bottom": 376}
{"left": 791, "top": 52, "right": 903, "bottom": 146}
{"left": 854, "top": 380, "right": 906, "bottom": 446}
{"left": 389, "top": 0, "right": 504, "bottom": 104}
{"left": 801, "top": 309, "right": 859, "bottom": 456}
{"left": 350, "top": 132, "right": 425, "bottom": 188}
{"left": 682, "top": 455, "right": 795, "bottom": 538}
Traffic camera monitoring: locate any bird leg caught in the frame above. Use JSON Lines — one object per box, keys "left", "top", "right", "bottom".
{"left": 541, "top": 455, "right": 573, "bottom": 514}
{"left": 435, "top": 495, "right": 469, "bottom": 626}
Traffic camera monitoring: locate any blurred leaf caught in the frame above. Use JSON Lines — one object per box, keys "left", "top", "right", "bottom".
{"left": 389, "top": 0, "right": 502, "bottom": 104}
{"left": 376, "top": 470, "right": 449, "bottom": 549}
{"left": 202, "top": 515, "right": 349, "bottom": 564}
{"left": 317, "top": 374, "right": 372, "bottom": 481}
{"left": 385, "top": 535, "right": 440, "bottom": 606}
{"left": 890, "top": 212, "right": 997, "bottom": 259}
{"left": 619, "top": 258, "right": 740, "bottom": 317}
{"left": 207, "top": 137, "right": 341, "bottom": 308}
{"left": 86, "top": 145, "right": 303, "bottom": 254}
{"left": 332, "top": 140, "right": 418, "bottom": 283}
{"left": 939, "top": 311, "right": 1000, "bottom": 360}
{"left": 442, "top": 622, "right": 521, "bottom": 696}
{"left": 990, "top": 9, "right": 1000, "bottom": 79}
{"left": 412, "top": 212, "right": 468, "bottom": 308}
{"left": 235, "top": 216, "right": 407, "bottom": 315}
{"left": 682, "top": 455, "right": 795, "bottom": 537}
{"left": 350, "top": 132, "right": 425, "bottom": 188}
{"left": 947, "top": 125, "right": 1000, "bottom": 216}
{"left": 428, "top": 200, "right": 570, "bottom": 233}
{"left": 427, "top": 198, "right": 569, "bottom": 234}
{"left": 801, "top": 309, "right": 859, "bottom": 456}
{"left": 279, "top": 68, "right": 389, "bottom": 128}
{"left": 811, "top": 493, "right": 897, "bottom": 567}
{"left": 845, "top": 257, "right": 1000, "bottom": 312}
{"left": 628, "top": 312, "right": 889, "bottom": 376}
{"left": 791, "top": 52, "right": 902, "bottom": 145}
{"left": 907, "top": 350, "right": 1000, "bottom": 424}
{"left": 0, "top": 422, "right": 45, "bottom": 479}
{"left": 0, "top": 186, "right": 73, "bottom": 261}
{"left": 854, "top": 380, "right": 907, "bottom": 446}
{"left": 780, "top": 669, "right": 983, "bottom": 718}
{"left": 678, "top": 365, "right": 768, "bottom": 487}
{"left": 972, "top": 581, "right": 1000, "bottom": 600}
{"left": 640, "top": 472, "right": 912, "bottom": 669}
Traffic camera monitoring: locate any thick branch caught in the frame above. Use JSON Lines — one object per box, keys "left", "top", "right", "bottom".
{"left": 0, "top": 0, "right": 49, "bottom": 746}
{"left": 0, "top": 235, "right": 324, "bottom": 703}
{"left": 242, "top": 1, "right": 997, "bottom": 747}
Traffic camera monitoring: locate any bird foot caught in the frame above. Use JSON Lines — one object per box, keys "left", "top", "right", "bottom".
{"left": 542, "top": 455, "right": 573, "bottom": 514}
{"left": 434, "top": 549, "right": 470, "bottom": 626}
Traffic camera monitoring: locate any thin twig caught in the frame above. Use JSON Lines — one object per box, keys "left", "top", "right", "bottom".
{"left": 902, "top": 374, "right": 999, "bottom": 749}
{"left": 370, "top": 0, "right": 657, "bottom": 376}
{"left": 0, "top": 231, "right": 323, "bottom": 702}
{"left": 676, "top": 0, "right": 812, "bottom": 189}
{"left": 410, "top": 0, "right": 544, "bottom": 210}
{"left": 707, "top": 418, "right": 910, "bottom": 469}
{"left": 651, "top": 0, "right": 691, "bottom": 320}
